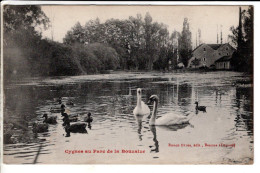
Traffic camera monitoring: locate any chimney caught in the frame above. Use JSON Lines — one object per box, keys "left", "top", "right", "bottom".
{"left": 220, "top": 25, "right": 223, "bottom": 44}
{"left": 217, "top": 25, "right": 219, "bottom": 44}
{"left": 198, "top": 28, "right": 201, "bottom": 45}
{"left": 196, "top": 32, "right": 198, "bottom": 47}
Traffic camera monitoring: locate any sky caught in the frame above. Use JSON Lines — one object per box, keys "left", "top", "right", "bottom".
{"left": 40, "top": 5, "right": 248, "bottom": 48}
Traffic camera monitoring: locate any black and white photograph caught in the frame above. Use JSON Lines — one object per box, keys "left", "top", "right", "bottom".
{"left": 1, "top": 4, "right": 253, "bottom": 165}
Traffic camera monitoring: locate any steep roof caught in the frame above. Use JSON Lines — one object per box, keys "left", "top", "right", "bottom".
{"left": 207, "top": 44, "right": 223, "bottom": 50}
{"left": 192, "top": 44, "right": 203, "bottom": 52}
{"left": 215, "top": 55, "right": 233, "bottom": 63}
{"left": 192, "top": 43, "right": 235, "bottom": 53}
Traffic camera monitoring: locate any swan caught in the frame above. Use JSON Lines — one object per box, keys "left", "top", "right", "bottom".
{"left": 42, "top": 114, "right": 57, "bottom": 124}
{"left": 147, "top": 95, "right": 193, "bottom": 126}
{"left": 133, "top": 88, "right": 150, "bottom": 116}
{"left": 194, "top": 101, "right": 206, "bottom": 112}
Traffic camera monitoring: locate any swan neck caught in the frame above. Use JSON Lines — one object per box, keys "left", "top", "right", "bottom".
{"left": 137, "top": 94, "right": 142, "bottom": 107}
{"left": 150, "top": 100, "right": 158, "bottom": 125}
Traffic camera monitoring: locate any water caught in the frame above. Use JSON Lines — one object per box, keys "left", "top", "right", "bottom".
{"left": 3, "top": 71, "right": 253, "bottom": 164}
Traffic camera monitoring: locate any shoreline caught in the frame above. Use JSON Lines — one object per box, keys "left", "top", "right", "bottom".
{"left": 4, "top": 71, "right": 252, "bottom": 87}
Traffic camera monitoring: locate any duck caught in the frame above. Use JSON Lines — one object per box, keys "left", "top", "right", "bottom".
{"left": 69, "top": 113, "right": 79, "bottom": 119}
{"left": 61, "top": 113, "right": 78, "bottom": 125}
{"left": 4, "top": 132, "right": 13, "bottom": 144}
{"left": 67, "top": 122, "right": 87, "bottom": 133}
{"left": 50, "top": 104, "right": 66, "bottom": 113}
{"left": 147, "top": 95, "right": 193, "bottom": 126}
{"left": 66, "top": 101, "right": 74, "bottom": 106}
{"left": 42, "top": 114, "right": 57, "bottom": 124}
{"left": 62, "top": 114, "right": 87, "bottom": 135}
{"left": 32, "top": 122, "right": 48, "bottom": 133}
{"left": 133, "top": 88, "right": 150, "bottom": 117}
{"left": 54, "top": 97, "right": 62, "bottom": 104}
{"left": 194, "top": 101, "right": 206, "bottom": 112}
{"left": 3, "top": 123, "right": 15, "bottom": 144}
{"left": 84, "top": 112, "right": 93, "bottom": 123}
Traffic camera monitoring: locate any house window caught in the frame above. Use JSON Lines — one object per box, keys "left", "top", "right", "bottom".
{"left": 226, "top": 47, "right": 228, "bottom": 50}
{"left": 203, "top": 48, "right": 206, "bottom": 51}
{"left": 227, "top": 53, "right": 229, "bottom": 56}
{"left": 219, "top": 53, "right": 221, "bottom": 55}
{"left": 203, "top": 58, "right": 206, "bottom": 61}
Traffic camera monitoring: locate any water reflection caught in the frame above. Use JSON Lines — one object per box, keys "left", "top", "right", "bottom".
{"left": 157, "top": 123, "right": 190, "bottom": 131}
{"left": 149, "top": 126, "right": 159, "bottom": 153}
{"left": 234, "top": 87, "right": 253, "bottom": 136}
{"left": 134, "top": 113, "right": 145, "bottom": 141}
{"left": 3, "top": 72, "right": 253, "bottom": 164}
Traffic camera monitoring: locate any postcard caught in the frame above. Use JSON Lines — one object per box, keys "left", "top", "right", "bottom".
{"left": 1, "top": 4, "right": 253, "bottom": 164}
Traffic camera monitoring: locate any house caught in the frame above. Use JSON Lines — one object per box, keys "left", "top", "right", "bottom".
{"left": 215, "top": 55, "right": 233, "bottom": 70}
{"left": 188, "top": 43, "right": 235, "bottom": 69}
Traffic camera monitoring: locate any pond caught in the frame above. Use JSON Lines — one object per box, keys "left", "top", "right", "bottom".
{"left": 3, "top": 71, "right": 253, "bottom": 164}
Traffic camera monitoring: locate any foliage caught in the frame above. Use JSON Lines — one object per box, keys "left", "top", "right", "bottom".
{"left": 63, "top": 22, "right": 85, "bottom": 45}
{"left": 191, "top": 58, "right": 200, "bottom": 68}
{"left": 85, "top": 43, "right": 120, "bottom": 70}
{"left": 64, "top": 12, "right": 176, "bottom": 71}
{"left": 4, "top": 5, "right": 199, "bottom": 78}
{"left": 179, "top": 18, "right": 192, "bottom": 67}
{"left": 3, "top": 5, "right": 50, "bottom": 33}
{"left": 3, "top": 6, "right": 120, "bottom": 78}
{"left": 229, "top": 6, "right": 253, "bottom": 73}
{"left": 3, "top": 5, "right": 51, "bottom": 78}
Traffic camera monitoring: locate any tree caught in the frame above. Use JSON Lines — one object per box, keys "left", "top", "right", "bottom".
{"left": 3, "top": 5, "right": 49, "bottom": 47}
{"left": 229, "top": 6, "right": 253, "bottom": 73}
{"left": 191, "top": 58, "right": 200, "bottom": 68}
{"left": 86, "top": 43, "right": 120, "bottom": 70}
{"left": 104, "top": 19, "right": 132, "bottom": 69}
{"left": 170, "top": 30, "right": 181, "bottom": 68}
{"left": 3, "top": 5, "right": 50, "bottom": 34}
{"left": 63, "top": 12, "right": 172, "bottom": 72}
{"left": 128, "top": 14, "right": 145, "bottom": 70}
{"left": 84, "top": 18, "right": 105, "bottom": 44}
{"left": 228, "top": 26, "right": 239, "bottom": 48}
{"left": 63, "top": 22, "right": 85, "bottom": 45}
{"left": 243, "top": 6, "right": 253, "bottom": 74}
{"left": 143, "top": 12, "right": 169, "bottom": 70}
{"left": 143, "top": 12, "right": 154, "bottom": 70}
{"left": 179, "top": 18, "right": 192, "bottom": 67}
{"left": 3, "top": 5, "right": 50, "bottom": 78}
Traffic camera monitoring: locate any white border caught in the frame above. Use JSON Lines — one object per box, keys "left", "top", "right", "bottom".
{"left": 1, "top": 1, "right": 259, "bottom": 173}
{"left": 0, "top": 1, "right": 258, "bottom": 5}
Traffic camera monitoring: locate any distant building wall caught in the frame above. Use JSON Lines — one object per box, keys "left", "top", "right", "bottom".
{"left": 216, "top": 61, "right": 231, "bottom": 69}
{"left": 188, "top": 43, "right": 235, "bottom": 68}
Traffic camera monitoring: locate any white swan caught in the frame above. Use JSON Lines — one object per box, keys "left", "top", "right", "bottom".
{"left": 133, "top": 88, "right": 150, "bottom": 116}
{"left": 148, "top": 95, "right": 193, "bottom": 126}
